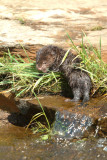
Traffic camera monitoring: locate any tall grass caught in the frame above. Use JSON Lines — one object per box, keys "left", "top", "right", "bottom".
{"left": 67, "top": 33, "right": 107, "bottom": 95}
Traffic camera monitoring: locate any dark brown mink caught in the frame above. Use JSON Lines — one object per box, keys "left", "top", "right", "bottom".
{"left": 36, "top": 45, "right": 92, "bottom": 103}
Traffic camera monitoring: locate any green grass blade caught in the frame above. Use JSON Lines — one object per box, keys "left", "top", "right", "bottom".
{"left": 8, "top": 49, "right": 19, "bottom": 63}
{"left": 20, "top": 43, "right": 31, "bottom": 62}
{"left": 60, "top": 48, "right": 71, "bottom": 65}
{"left": 33, "top": 91, "right": 50, "bottom": 130}
{"left": 66, "top": 32, "right": 79, "bottom": 53}
{"left": 16, "top": 87, "right": 29, "bottom": 97}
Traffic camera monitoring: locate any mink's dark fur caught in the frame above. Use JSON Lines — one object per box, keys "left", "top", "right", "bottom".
{"left": 36, "top": 45, "right": 92, "bottom": 102}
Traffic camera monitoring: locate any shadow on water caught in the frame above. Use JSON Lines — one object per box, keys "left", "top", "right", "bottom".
{"left": 0, "top": 93, "right": 107, "bottom": 159}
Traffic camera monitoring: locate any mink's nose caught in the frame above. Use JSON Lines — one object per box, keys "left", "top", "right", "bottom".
{"left": 36, "top": 64, "right": 47, "bottom": 73}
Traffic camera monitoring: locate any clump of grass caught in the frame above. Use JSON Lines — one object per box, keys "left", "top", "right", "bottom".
{"left": 67, "top": 32, "right": 107, "bottom": 95}
{"left": 0, "top": 49, "right": 62, "bottom": 97}
{"left": 91, "top": 26, "right": 104, "bottom": 31}
{"left": 18, "top": 18, "right": 26, "bottom": 25}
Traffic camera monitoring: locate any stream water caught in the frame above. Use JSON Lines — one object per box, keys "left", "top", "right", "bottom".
{"left": 0, "top": 125, "right": 107, "bottom": 160}
{"left": 0, "top": 94, "right": 107, "bottom": 160}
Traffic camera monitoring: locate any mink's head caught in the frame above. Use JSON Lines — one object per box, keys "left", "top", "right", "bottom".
{"left": 36, "top": 45, "right": 57, "bottom": 73}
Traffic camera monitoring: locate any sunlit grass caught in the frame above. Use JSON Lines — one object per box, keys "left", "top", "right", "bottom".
{"left": 0, "top": 50, "right": 62, "bottom": 96}
{"left": 67, "top": 32, "right": 107, "bottom": 95}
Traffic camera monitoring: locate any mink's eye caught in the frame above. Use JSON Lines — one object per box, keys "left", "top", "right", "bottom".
{"left": 43, "top": 61, "right": 47, "bottom": 65}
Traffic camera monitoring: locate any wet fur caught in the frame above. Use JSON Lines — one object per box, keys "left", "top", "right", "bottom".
{"left": 36, "top": 45, "right": 92, "bottom": 102}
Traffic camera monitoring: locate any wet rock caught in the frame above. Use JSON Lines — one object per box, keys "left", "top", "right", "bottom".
{"left": 0, "top": 91, "right": 19, "bottom": 113}
{"left": 15, "top": 95, "right": 107, "bottom": 138}
{"left": 52, "top": 110, "right": 93, "bottom": 138}
{"left": 97, "top": 117, "right": 107, "bottom": 137}
{"left": 0, "top": 90, "right": 106, "bottom": 138}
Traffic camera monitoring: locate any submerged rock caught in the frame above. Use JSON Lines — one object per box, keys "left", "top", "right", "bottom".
{"left": 52, "top": 110, "right": 93, "bottom": 138}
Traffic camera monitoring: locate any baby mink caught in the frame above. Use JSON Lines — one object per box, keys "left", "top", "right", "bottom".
{"left": 36, "top": 45, "right": 92, "bottom": 103}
